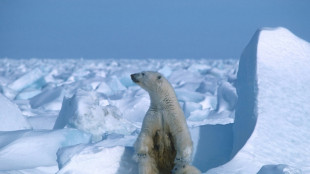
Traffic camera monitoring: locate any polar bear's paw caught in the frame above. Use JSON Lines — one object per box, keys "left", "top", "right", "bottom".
{"left": 172, "top": 164, "right": 201, "bottom": 174}
{"left": 134, "top": 152, "right": 148, "bottom": 162}
{"left": 137, "top": 153, "right": 147, "bottom": 158}
{"left": 175, "top": 146, "right": 192, "bottom": 164}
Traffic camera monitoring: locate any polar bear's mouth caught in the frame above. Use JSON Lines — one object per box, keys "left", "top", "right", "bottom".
{"left": 131, "top": 74, "right": 140, "bottom": 83}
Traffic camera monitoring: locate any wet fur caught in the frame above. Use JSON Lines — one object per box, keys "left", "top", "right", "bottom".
{"left": 151, "top": 130, "right": 176, "bottom": 174}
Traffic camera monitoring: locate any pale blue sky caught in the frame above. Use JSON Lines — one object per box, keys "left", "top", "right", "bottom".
{"left": 0, "top": 0, "right": 309, "bottom": 59}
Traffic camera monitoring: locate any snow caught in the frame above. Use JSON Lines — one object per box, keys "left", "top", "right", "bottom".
{"left": 57, "top": 146, "right": 137, "bottom": 174}
{"left": 0, "top": 26, "right": 309, "bottom": 174}
{"left": 57, "top": 135, "right": 139, "bottom": 174}
{"left": 208, "top": 27, "right": 310, "bottom": 173}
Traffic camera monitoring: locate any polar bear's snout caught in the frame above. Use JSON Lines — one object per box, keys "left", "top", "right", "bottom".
{"left": 131, "top": 73, "right": 140, "bottom": 83}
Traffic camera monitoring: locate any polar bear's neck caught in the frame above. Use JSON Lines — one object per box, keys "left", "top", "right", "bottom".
{"left": 148, "top": 86, "right": 180, "bottom": 111}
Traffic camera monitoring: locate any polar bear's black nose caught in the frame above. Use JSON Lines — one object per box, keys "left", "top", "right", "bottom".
{"left": 131, "top": 73, "right": 140, "bottom": 83}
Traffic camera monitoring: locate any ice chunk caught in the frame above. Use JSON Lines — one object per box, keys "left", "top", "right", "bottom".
{"left": 110, "top": 88, "right": 149, "bottom": 123}
{"left": 8, "top": 67, "right": 46, "bottom": 92}
{"left": 0, "top": 166, "right": 59, "bottom": 174}
{"left": 0, "top": 93, "right": 32, "bottom": 131}
{"left": 158, "top": 65, "right": 172, "bottom": 77}
{"left": 175, "top": 89, "right": 205, "bottom": 103}
{"left": 187, "top": 64, "right": 212, "bottom": 75}
{"left": 90, "top": 81, "right": 100, "bottom": 90}
{"left": 179, "top": 82, "right": 202, "bottom": 92}
{"left": 187, "top": 109, "right": 210, "bottom": 122}
{"left": 108, "top": 76, "right": 127, "bottom": 92}
{"left": 215, "top": 81, "right": 237, "bottom": 112}
{"left": 199, "top": 80, "right": 237, "bottom": 126}
{"left": 111, "top": 70, "right": 135, "bottom": 88}
{"left": 208, "top": 67, "right": 227, "bottom": 78}
{"left": 96, "top": 81, "right": 113, "bottom": 95}
{"left": 208, "top": 28, "right": 310, "bottom": 173}
{"left": 0, "top": 129, "right": 91, "bottom": 170}
{"left": 190, "top": 124, "right": 234, "bottom": 172}
{"left": 16, "top": 88, "right": 42, "bottom": 100}
{"left": 27, "top": 115, "right": 58, "bottom": 130}
{"left": 119, "top": 76, "right": 135, "bottom": 88}
{"left": 0, "top": 86, "right": 18, "bottom": 100}
{"left": 96, "top": 134, "right": 137, "bottom": 147}
{"left": 199, "top": 94, "right": 217, "bottom": 110}
{"left": 195, "top": 75, "right": 219, "bottom": 94}
{"left": 29, "top": 87, "right": 63, "bottom": 109}
{"left": 187, "top": 109, "right": 234, "bottom": 126}
{"left": 257, "top": 164, "right": 302, "bottom": 174}
{"left": 54, "top": 90, "right": 137, "bottom": 142}
{"left": 183, "top": 101, "right": 202, "bottom": 118}
{"left": 168, "top": 69, "right": 203, "bottom": 85}
{"left": 96, "top": 76, "right": 127, "bottom": 99}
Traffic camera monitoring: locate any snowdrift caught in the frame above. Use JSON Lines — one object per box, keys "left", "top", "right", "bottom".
{"left": 208, "top": 27, "right": 310, "bottom": 173}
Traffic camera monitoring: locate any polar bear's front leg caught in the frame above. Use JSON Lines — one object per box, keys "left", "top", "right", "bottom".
{"left": 134, "top": 133, "right": 153, "bottom": 159}
{"left": 135, "top": 110, "right": 160, "bottom": 159}
{"left": 134, "top": 133, "right": 159, "bottom": 174}
{"left": 173, "top": 129, "right": 193, "bottom": 166}
{"left": 138, "top": 155, "right": 159, "bottom": 174}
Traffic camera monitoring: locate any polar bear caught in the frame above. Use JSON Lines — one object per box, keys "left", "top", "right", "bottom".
{"left": 131, "top": 71, "right": 201, "bottom": 174}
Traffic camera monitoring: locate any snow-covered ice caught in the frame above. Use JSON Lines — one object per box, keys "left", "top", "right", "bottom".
{"left": 208, "top": 27, "right": 310, "bottom": 173}
{"left": 0, "top": 27, "right": 309, "bottom": 174}
{"left": 0, "top": 129, "right": 91, "bottom": 170}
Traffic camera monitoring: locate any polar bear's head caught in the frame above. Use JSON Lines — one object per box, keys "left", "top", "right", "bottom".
{"left": 130, "top": 71, "right": 170, "bottom": 94}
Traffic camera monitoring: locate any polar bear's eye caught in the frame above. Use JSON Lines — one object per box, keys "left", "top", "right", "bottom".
{"left": 142, "top": 73, "right": 145, "bottom": 76}
{"left": 157, "top": 76, "right": 162, "bottom": 80}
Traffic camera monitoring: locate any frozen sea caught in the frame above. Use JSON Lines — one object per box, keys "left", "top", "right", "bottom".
{"left": 0, "top": 27, "right": 309, "bottom": 174}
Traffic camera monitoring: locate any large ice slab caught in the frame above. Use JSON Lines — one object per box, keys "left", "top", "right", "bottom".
{"left": 0, "top": 93, "right": 32, "bottom": 131}
{"left": 208, "top": 28, "right": 310, "bottom": 173}
{"left": 0, "top": 129, "right": 91, "bottom": 171}
{"left": 7, "top": 67, "right": 47, "bottom": 98}
{"left": 191, "top": 124, "right": 233, "bottom": 172}
{"left": 29, "top": 87, "right": 63, "bottom": 109}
